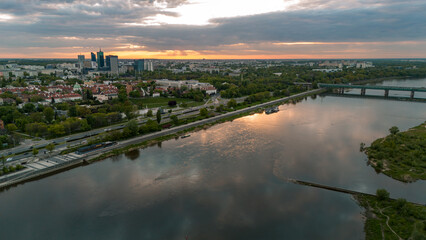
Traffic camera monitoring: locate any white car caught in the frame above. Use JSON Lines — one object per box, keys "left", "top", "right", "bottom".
{"left": 6, "top": 157, "right": 13, "bottom": 162}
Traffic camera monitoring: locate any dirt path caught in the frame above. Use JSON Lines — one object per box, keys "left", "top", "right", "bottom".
{"left": 376, "top": 204, "right": 403, "bottom": 240}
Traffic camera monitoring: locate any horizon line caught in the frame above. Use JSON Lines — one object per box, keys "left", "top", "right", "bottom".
{"left": 0, "top": 57, "right": 425, "bottom": 60}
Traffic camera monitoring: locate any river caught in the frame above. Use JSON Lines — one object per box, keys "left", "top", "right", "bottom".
{"left": 0, "top": 78, "right": 425, "bottom": 240}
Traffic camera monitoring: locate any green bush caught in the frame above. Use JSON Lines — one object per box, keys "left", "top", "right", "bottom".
{"left": 376, "top": 189, "right": 390, "bottom": 201}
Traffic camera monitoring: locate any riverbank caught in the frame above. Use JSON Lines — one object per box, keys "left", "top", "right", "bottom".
{"left": 364, "top": 122, "right": 426, "bottom": 182}
{"left": 356, "top": 193, "right": 426, "bottom": 239}
{"left": 0, "top": 88, "right": 325, "bottom": 190}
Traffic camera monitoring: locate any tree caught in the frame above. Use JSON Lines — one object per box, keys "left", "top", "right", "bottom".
{"left": 129, "top": 90, "right": 140, "bottom": 98}
{"left": 216, "top": 104, "right": 225, "bottom": 112}
{"left": 23, "top": 103, "right": 36, "bottom": 113}
{"left": 6, "top": 123, "right": 18, "bottom": 132}
{"left": 389, "top": 126, "right": 399, "bottom": 135}
{"left": 376, "top": 188, "right": 390, "bottom": 201}
{"left": 156, "top": 109, "right": 162, "bottom": 124}
{"left": 122, "top": 102, "right": 135, "bottom": 120}
{"left": 68, "top": 105, "right": 77, "bottom": 117}
{"left": 147, "top": 109, "right": 153, "bottom": 117}
{"left": 146, "top": 119, "right": 160, "bottom": 132}
{"left": 170, "top": 115, "right": 179, "bottom": 125}
{"left": 76, "top": 106, "right": 91, "bottom": 117}
{"left": 85, "top": 89, "right": 93, "bottom": 100}
{"left": 200, "top": 108, "right": 208, "bottom": 117}
{"left": 30, "top": 112, "right": 44, "bottom": 123}
{"left": 125, "top": 120, "right": 139, "bottom": 135}
{"left": 227, "top": 99, "right": 237, "bottom": 109}
{"left": 394, "top": 198, "right": 408, "bottom": 215}
{"left": 48, "top": 124, "right": 66, "bottom": 137}
{"left": 43, "top": 107, "right": 54, "bottom": 123}
{"left": 118, "top": 88, "right": 128, "bottom": 102}
{"left": 46, "top": 143, "right": 55, "bottom": 156}
{"left": 32, "top": 148, "right": 39, "bottom": 160}
{"left": 1, "top": 155, "right": 5, "bottom": 167}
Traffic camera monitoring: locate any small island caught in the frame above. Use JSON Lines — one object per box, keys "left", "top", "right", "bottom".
{"left": 363, "top": 121, "right": 426, "bottom": 182}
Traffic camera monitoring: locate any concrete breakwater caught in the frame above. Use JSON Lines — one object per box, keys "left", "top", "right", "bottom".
{"left": 286, "top": 178, "right": 425, "bottom": 206}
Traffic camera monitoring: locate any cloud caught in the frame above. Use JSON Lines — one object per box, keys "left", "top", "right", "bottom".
{"left": 0, "top": 0, "right": 425, "bottom": 58}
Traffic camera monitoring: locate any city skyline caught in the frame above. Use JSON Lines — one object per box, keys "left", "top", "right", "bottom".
{"left": 0, "top": 0, "right": 426, "bottom": 59}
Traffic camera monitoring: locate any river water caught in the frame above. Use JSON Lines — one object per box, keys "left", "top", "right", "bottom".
{"left": 0, "top": 78, "right": 425, "bottom": 240}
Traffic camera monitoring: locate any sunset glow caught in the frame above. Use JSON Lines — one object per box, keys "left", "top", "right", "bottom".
{"left": 0, "top": 0, "right": 425, "bottom": 59}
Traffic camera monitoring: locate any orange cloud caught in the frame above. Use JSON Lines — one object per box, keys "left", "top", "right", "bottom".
{"left": 1, "top": 40, "right": 426, "bottom": 59}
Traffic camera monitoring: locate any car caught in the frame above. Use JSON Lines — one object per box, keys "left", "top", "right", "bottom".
{"left": 6, "top": 157, "right": 13, "bottom": 162}
{"left": 29, "top": 146, "right": 33, "bottom": 149}
{"left": 24, "top": 152, "right": 29, "bottom": 155}
{"left": 7, "top": 152, "right": 12, "bottom": 155}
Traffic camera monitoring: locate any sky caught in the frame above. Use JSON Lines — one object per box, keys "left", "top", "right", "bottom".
{"left": 0, "top": 0, "right": 426, "bottom": 59}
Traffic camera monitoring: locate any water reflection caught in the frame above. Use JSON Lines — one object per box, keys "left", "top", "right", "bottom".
{"left": 124, "top": 149, "right": 140, "bottom": 160}
{"left": 0, "top": 78, "right": 425, "bottom": 239}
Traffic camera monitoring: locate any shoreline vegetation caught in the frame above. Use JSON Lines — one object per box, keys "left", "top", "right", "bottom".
{"left": 355, "top": 189, "right": 426, "bottom": 240}
{"left": 362, "top": 122, "right": 426, "bottom": 182}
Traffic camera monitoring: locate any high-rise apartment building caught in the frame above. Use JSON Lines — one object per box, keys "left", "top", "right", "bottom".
{"left": 145, "top": 60, "right": 154, "bottom": 71}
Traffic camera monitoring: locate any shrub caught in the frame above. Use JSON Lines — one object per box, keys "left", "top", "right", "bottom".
{"left": 376, "top": 189, "right": 390, "bottom": 201}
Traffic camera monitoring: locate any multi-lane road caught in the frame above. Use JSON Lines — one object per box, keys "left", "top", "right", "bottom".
{"left": 0, "top": 97, "right": 225, "bottom": 164}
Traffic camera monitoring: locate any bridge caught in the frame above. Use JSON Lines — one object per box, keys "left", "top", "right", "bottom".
{"left": 318, "top": 83, "right": 426, "bottom": 98}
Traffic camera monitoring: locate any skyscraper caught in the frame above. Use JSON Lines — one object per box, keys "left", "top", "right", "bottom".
{"left": 91, "top": 52, "right": 96, "bottom": 62}
{"left": 77, "top": 54, "right": 85, "bottom": 69}
{"left": 134, "top": 59, "right": 144, "bottom": 72}
{"left": 97, "top": 49, "right": 104, "bottom": 69}
{"left": 107, "top": 55, "right": 119, "bottom": 75}
{"left": 106, "top": 55, "right": 111, "bottom": 69}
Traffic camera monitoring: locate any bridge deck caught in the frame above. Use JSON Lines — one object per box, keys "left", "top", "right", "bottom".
{"left": 319, "top": 83, "right": 426, "bottom": 92}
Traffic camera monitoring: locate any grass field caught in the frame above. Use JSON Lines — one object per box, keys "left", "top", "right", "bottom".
{"left": 130, "top": 97, "right": 204, "bottom": 108}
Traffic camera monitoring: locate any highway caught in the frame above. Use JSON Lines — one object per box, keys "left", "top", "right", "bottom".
{"left": 0, "top": 97, "right": 222, "bottom": 163}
